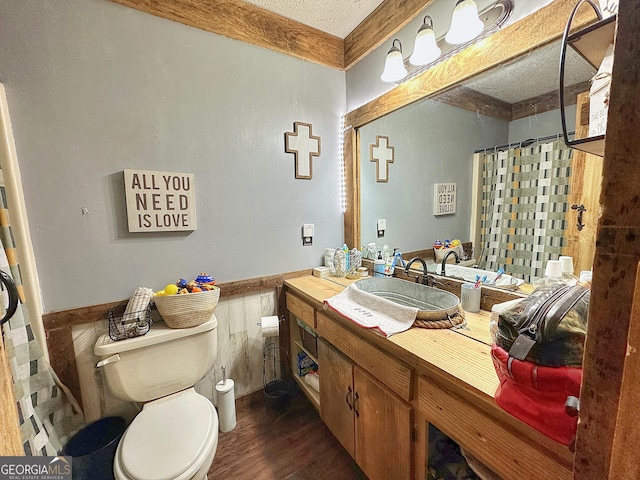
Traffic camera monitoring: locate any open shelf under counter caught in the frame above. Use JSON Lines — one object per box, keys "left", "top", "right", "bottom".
{"left": 291, "top": 371, "right": 320, "bottom": 409}
{"left": 294, "top": 340, "right": 318, "bottom": 365}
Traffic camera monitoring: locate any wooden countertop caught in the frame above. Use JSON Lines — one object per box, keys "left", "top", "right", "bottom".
{"left": 284, "top": 275, "right": 499, "bottom": 400}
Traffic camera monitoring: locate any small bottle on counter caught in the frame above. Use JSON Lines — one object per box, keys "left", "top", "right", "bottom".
{"left": 374, "top": 252, "right": 385, "bottom": 277}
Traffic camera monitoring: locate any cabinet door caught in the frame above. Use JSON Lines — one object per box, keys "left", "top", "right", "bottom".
{"left": 354, "top": 366, "right": 412, "bottom": 480}
{"left": 318, "top": 339, "right": 355, "bottom": 458}
{"left": 564, "top": 90, "right": 603, "bottom": 273}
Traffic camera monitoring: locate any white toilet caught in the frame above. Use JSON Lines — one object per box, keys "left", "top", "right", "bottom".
{"left": 94, "top": 315, "right": 219, "bottom": 480}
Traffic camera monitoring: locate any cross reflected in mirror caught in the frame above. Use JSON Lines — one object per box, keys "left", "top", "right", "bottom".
{"left": 285, "top": 121, "right": 321, "bottom": 179}
{"left": 370, "top": 135, "right": 395, "bottom": 183}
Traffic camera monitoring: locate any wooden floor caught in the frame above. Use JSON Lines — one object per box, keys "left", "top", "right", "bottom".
{"left": 208, "top": 382, "right": 367, "bottom": 480}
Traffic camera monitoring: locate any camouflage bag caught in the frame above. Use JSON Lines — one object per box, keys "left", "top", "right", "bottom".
{"left": 495, "top": 284, "right": 590, "bottom": 367}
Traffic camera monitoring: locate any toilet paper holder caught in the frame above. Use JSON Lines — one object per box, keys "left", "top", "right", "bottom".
{"left": 258, "top": 315, "right": 284, "bottom": 338}
{"left": 256, "top": 315, "right": 285, "bottom": 327}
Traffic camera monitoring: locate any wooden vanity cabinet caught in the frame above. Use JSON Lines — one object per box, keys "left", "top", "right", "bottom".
{"left": 318, "top": 339, "right": 412, "bottom": 480}
{"left": 286, "top": 283, "right": 414, "bottom": 480}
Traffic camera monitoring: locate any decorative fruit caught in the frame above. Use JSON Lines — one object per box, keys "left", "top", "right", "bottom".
{"left": 154, "top": 290, "right": 166, "bottom": 297}
{"left": 164, "top": 284, "right": 179, "bottom": 295}
{"left": 191, "top": 286, "right": 203, "bottom": 293}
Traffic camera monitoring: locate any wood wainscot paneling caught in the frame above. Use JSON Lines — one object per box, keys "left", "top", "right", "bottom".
{"left": 42, "top": 269, "right": 313, "bottom": 416}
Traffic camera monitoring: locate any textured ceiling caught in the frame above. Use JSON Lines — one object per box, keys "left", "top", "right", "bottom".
{"left": 241, "top": 0, "right": 384, "bottom": 38}
{"left": 465, "top": 41, "right": 597, "bottom": 103}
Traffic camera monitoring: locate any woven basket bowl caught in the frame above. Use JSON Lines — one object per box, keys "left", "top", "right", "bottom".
{"left": 154, "top": 287, "right": 220, "bottom": 328}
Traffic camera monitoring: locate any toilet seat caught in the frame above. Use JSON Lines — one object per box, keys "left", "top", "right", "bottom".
{"left": 114, "top": 388, "right": 218, "bottom": 480}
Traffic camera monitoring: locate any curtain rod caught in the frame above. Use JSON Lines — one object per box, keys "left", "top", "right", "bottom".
{"left": 474, "top": 131, "right": 575, "bottom": 154}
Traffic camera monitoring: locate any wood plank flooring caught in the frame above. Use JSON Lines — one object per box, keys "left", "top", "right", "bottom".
{"left": 208, "top": 383, "right": 367, "bottom": 480}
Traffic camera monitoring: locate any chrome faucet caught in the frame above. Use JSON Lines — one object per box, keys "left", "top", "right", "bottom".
{"left": 440, "top": 250, "right": 460, "bottom": 277}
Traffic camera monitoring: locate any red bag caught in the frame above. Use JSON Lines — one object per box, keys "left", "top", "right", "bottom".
{"left": 491, "top": 344, "right": 581, "bottom": 445}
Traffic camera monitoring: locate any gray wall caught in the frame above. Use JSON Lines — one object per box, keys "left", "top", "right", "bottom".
{"left": 360, "top": 98, "right": 508, "bottom": 252}
{"left": 0, "top": 0, "right": 345, "bottom": 312}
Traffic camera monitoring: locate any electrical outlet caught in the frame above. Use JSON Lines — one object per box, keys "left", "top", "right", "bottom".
{"left": 377, "top": 218, "right": 386, "bottom": 238}
{"left": 302, "top": 224, "right": 314, "bottom": 246}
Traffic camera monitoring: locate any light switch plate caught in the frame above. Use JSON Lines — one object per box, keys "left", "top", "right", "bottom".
{"left": 302, "top": 224, "right": 314, "bottom": 246}
{"left": 303, "top": 224, "right": 314, "bottom": 237}
{"left": 377, "top": 218, "right": 386, "bottom": 238}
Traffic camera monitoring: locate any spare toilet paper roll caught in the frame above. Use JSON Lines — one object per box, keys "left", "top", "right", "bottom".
{"left": 216, "top": 379, "right": 236, "bottom": 433}
{"left": 261, "top": 315, "right": 279, "bottom": 337}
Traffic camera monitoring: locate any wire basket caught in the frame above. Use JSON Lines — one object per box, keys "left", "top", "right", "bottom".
{"left": 154, "top": 287, "right": 220, "bottom": 328}
{"left": 108, "top": 305, "right": 152, "bottom": 341}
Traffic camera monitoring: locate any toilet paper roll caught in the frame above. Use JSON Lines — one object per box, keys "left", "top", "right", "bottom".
{"left": 261, "top": 315, "right": 279, "bottom": 337}
{"left": 216, "top": 379, "right": 236, "bottom": 433}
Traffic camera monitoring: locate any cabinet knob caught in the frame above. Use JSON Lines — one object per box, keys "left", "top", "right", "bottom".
{"left": 346, "top": 385, "right": 353, "bottom": 410}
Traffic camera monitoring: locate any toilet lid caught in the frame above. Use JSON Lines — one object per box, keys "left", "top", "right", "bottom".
{"left": 119, "top": 390, "right": 216, "bottom": 480}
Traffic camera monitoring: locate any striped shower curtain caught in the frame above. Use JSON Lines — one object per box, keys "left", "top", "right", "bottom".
{"left": 0, "top": 177, "right": 84, "bottom": 455}
{"left": 479, "top": 140, "right": 573, "bottom": 282}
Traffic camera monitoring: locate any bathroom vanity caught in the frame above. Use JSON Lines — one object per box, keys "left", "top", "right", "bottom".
{"left": 285, "top": 275, "right": 574, "bottom": 480}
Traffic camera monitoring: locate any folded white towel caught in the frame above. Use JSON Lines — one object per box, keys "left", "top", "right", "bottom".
{"left": 324, "top": 283, "right": 418, "bottom": 337}
{"left": 122, "top": 287, "right": 154, "bottom": 324}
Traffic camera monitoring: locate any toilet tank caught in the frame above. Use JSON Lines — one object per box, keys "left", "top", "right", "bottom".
{"left": 94, "top": 315, "right": 218, "bottom": 403}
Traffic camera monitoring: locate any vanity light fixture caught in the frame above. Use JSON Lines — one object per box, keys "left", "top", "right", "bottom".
{"left": 380, "top": 0, "right": 514, "bottom": 83}
{"left": 380, "top": 39, "right": 408, "bottom": 82}
{"left": 445, "top": 0, "right": 485, "bottom": 45}
{"left": 409, "top": 16, "right": 441, "bottom": 66}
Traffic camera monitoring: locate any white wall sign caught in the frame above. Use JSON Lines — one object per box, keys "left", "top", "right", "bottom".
{"left": 124, "top": 169, "right": 197, "bottom": 232}
{"left": 433, "top": 183, "right": 456, "bottom": 216}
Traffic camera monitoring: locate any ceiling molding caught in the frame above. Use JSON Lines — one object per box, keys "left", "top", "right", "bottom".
{"left": 344, "top": 0, "right": 435, "bottom": 70}
{"left": 107, "top": 0, "right": 345, "bottom": 69}
{"left": 435, "top": 85, "right": 512, "bottom": 122}
{"left": 511, "top": 80, "right": 591, "bottom": 121}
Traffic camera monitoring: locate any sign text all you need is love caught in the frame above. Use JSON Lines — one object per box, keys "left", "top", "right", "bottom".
{"left": 124, "top": 169, "right": 197, "bottom": 232}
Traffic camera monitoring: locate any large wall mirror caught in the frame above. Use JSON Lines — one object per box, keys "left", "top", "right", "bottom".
{"left": 347, "top": 4, "right": 602, "bottom": 283}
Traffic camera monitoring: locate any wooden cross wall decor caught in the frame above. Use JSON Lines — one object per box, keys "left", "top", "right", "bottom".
{"left": 370, "top": 135, "right": 395, "bottom": 182}
{"left": 285, "top": 121, "right": 321, "bottom": 179}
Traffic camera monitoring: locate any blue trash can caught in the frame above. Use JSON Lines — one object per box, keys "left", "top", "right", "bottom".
{"left": 62, "top": 416, "right": 127, "bottom": 480}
